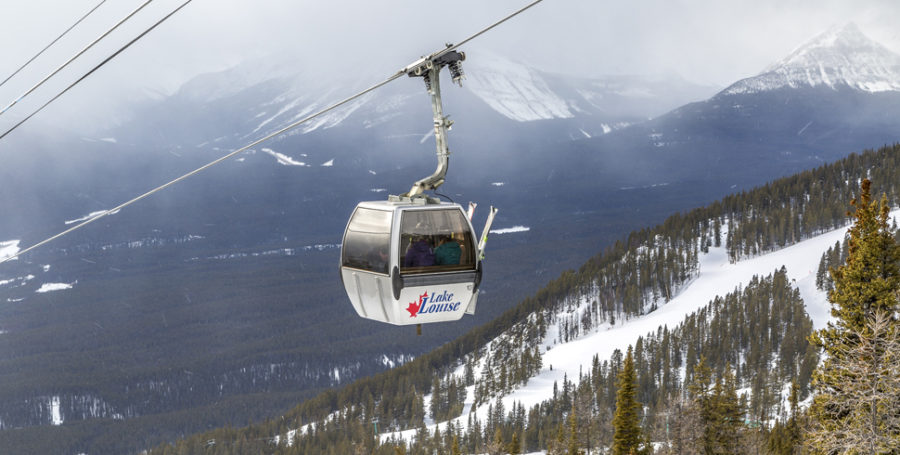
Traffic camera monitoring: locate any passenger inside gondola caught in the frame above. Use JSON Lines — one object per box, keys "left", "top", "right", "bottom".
{"left": 404, "top": 235, "right": 435, "bottom": 267}
{"left": 434, "top": 235, "right": 461, "bottom": 265}
{"left": 399, "top": 209, "right": 475, "bottom": 274}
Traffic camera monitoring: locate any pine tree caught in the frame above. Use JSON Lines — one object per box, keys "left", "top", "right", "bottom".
{"left": 710, "top": 364, "right": 744, "bottom": 454}
{"left": 548, "top": 421, "right": 566, "bottom": 455}
{"left": 507, "top": 431, "right": 521, "bottom": 454}
{"left": 776, "top": 379, "right": 802, "bottom": 455}
{"left": 612, "top": 346, "right": 646, "bottom": 455}
{"left": 568, "top": 409, "right": 581, "bottom": 455}
{"left": 821, "top": 179, "right": 900, "bottom": 336}
{"left": 486, "top": 428, "right": 504, "bottom": 455}
{"left": 807, "top": 179, "right": 900, "bottom": 454}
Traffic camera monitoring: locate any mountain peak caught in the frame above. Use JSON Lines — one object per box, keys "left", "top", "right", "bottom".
{"left": 723, "top": 22, "right": 900, "bottom": 95}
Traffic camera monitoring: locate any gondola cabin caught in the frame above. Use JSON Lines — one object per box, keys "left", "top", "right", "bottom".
{"left": 340, "top": 200, "right": 482, "bottom": 325}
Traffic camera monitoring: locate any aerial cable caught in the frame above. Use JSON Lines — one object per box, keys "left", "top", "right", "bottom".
{"left": 440, "top": 0, "right": 543, "bottom": 56}
{"left": 0, "top": 0, "right": 546, "bottom": 265}
{"left": 0, "top": 0, "right": 193, "bottom": 142}
{"left": 0, "top": 0, "right": 154, "bottom": 118}
{"left": 0, "top": 0, "right": 108, "bottom": 90}
{"left": 0, "top": 71, "right": 399, "bottom": 264}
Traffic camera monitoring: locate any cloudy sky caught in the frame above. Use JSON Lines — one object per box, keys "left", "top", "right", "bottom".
{"left": 1, "top": 0, "right": 899, "bottom": 130}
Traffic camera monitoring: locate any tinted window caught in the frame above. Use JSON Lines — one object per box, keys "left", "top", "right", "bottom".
{"left": 399, "top": 208, "right": 476, "bottom": 274}
{"left": 342, "top": 208, "right": 392, "bottom": 274}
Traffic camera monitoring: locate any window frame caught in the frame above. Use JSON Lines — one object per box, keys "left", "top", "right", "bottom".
{"left": 398, "top": 207, "right": 476, "bottom": 276}
{"left": 341, "top": 207, "right": 393, "bottom": 275}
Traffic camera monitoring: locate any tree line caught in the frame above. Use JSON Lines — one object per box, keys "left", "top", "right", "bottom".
{"left": 147, "top": 144, "right": 900, "bottom": 453}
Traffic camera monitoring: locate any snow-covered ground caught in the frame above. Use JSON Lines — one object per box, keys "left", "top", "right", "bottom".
{"left": 1, "top": 240, "right": 20, "bottom": 261}
{"left": 262, "top": 148, "right": 306, "bottom": 166}
{"left": 65, "top": 210, "right": 111, "bottom": 225}
{"left": 466, "top": 54, "right": 574, "bottom": 122}
{"left": 490, "top": 226, "right": 530, "bottom": 234}
{"left": 378, "top": 209, "right": 899, "bottom": 443}
{"left": 50, "top": 396, "right": 63, "bottom": 426}
{"left": 35, "top": 282, "right": 75, "bottom": 293}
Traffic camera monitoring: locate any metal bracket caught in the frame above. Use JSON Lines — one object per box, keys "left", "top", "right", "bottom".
{"left": 400, "top": 50, "right": 466, "bottom": 199}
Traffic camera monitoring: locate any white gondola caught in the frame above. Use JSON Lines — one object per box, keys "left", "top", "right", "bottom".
{"left": 341, "top": 200, "right": 482, "bottom": 325}
{"left": 340, "top": 49, "right": 498, "bottom": 327}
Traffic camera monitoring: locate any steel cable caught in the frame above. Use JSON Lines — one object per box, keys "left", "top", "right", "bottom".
{"left": 0, "top": 0, "right": 194, "bottom": 141}
{"left": 0, "top": 0, "right": 153, "bottom": 117}
{"left": 0, "top": 0, "right": 546, "bottom": 264}
{"left": 0, "top": 0, "right": 108, "bottom": 90}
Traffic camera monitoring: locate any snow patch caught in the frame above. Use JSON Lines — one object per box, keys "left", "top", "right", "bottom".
{"left": 36, "top": 282, "right": 75, "bottom": 293}
{"left": 490, "top": 225, "right": 530, "bottom": 234}
{"left": 466, "top": 54, "right": 574, "bottom": 121}
{"left": 195, "top": 244, "right": 340, "bottom": 262}
{"left": 65, "top": 210, "right": 113, "bottom": 225}
{"left": 321, "top": 159, "right": 334, "bottom": 167}
{"left": 262, "top": 148, "right": 306, "bottom": 166}
{"left": 1, "top": 240, "right": 20, "bottom": 261}
{"left": 491, "top": 182, "right": 505, "bottom": 187}
{"left": 50, "top": 396, "right": 63, "bottom": 426}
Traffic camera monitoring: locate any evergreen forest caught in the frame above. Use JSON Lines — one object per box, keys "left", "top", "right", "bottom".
{"left": 142, "top": 144, "right": 900, "bottom": 454}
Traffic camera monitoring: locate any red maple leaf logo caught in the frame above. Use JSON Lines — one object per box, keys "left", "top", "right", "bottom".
{"left": 406, "top": 292, "right": 430, "bottom": 318}
{"left": 406, "top": 301, "right": 420, "bottom": 317}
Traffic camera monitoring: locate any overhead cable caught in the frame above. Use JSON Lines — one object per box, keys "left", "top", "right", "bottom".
{"left": 1, "top": 71, "right": 398, "bottom": 264}
{"left": 440, "top": 0, "right": 544, "bottom": 57}
{"left": 0, "top": 0, "right": 546, "bottom": 264}
{"left": 0, "top": 0, "right": 108, "bottom": 90}
{"left": 0, "top": 0, "right": 193, "bottom": 141}
{"left": 0, "top": 0, "right": 153, "bottom": 117}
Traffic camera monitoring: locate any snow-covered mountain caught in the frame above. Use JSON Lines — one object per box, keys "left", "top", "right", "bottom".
{"left": 465, "top": 56, "right": 575, "bottom": 122}
{"left": 162, "top": 52, "right": 714, "bottom": 148}
{"left": 724, "top": 22, "right": 900, "bottom": 95}
{"left": 555, "top": 22, "right": 900, "bottom": 196}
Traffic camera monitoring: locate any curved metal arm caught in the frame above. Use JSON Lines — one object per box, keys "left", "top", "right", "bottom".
{"left": 406, "top": 65, "right": 452, "bottom": 197}
{"left": 401, "top": 50, "right": 465, "bottom": 199}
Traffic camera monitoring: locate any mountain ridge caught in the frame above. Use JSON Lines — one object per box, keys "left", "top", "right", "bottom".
{"left": 723, "top": 22, "right": 900, "bottom": 95}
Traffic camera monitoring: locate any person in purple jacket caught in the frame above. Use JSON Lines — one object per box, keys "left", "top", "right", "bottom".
{"left": 404, "top": 236, "right": 435, "bottom": 267}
